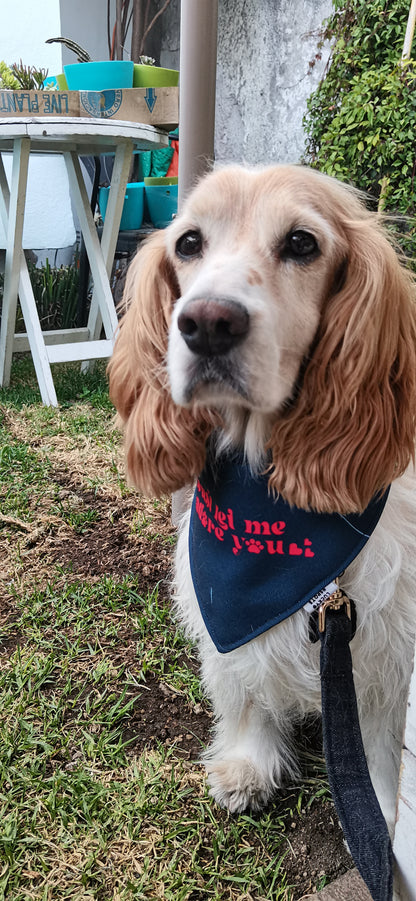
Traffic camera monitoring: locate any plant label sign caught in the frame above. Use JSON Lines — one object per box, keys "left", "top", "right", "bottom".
{"left": 0, "top": 88, "right": 178, "bottom": 129}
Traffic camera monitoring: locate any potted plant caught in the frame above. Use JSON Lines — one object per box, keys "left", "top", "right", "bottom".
{"left": 133, "top": 54, "right": 178, "bottom": 88}
{"left": 46, "top": 38, "right": 134, "bottom": 91}
{"left": 109, "top": 0, "right": 178, "bottom": 85}
{"left": 0, "top": 60, "right": 49, "bottom": 90}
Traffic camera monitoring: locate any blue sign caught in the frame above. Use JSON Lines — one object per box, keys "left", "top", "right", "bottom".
{"left": 0, "top": 91, "right": 70, "bottom": 115}
{"left": 79, "top": 90, "right": 123, "bottom": 119}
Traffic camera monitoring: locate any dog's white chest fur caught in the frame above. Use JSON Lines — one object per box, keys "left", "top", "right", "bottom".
{"left": 174, "top": 470, "right": 416, "bottom": 842}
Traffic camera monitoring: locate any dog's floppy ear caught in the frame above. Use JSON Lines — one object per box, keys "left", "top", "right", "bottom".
{"left": 108, "top": 231, "right": 216, "bottom": 496}
{"left": 268, "top": 217, "right": 416, "bottom": 513}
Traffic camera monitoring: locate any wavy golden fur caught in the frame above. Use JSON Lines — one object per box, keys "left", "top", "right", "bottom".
{"left": 108, "top": 231, "right": 218, "bottom": 495}
{"left": 108, "top": 164, "right": 416, "bottom": 513}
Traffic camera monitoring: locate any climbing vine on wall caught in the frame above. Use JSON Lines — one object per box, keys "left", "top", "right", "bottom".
{"left": 304, "top": 0, "right": 416, "bottom": 222}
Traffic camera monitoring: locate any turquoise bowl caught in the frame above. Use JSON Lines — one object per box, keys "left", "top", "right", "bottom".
{"left": 145, "top": 183, "right": 178, "bottom": 228}
{"left": 99, "top": 182, "right": 144, "bottom": 231}
{"left": 64, "top": 61, "right": 134, "bottom": 91}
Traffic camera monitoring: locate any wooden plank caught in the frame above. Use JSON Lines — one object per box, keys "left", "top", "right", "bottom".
{"left": 401, "top": 0, "right": 416, "bottom": 60}
{"left": 0, "top": 89, "right": 178, "bottom": 130}
{"left": 46, "top": 339, "right": 114, "bottom": 364}
{"left": 394, "top": 642, "right": 416, "bottom": 900}
{"left": 13, "top": 328, "right": 90, "bottom": 353}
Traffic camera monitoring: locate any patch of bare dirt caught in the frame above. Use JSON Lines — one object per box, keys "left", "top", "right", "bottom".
{"left": 123, "top": 672, "right": 212, "bottom": 760}
{"left": 55, "top": 510, "right": 171, "bottom": 586}
{"left": 50, "top": 479, "right": 174, "bottom": 595}
{"left": 281, "top": 799, "right": 351, "bottom": 896}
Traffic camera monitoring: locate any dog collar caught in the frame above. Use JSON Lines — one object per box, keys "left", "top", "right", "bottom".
{"left": 189, "top": 454, "right": 389, "bottom": 653}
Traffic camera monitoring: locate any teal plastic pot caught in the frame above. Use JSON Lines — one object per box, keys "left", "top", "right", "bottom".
{"left": 64, "top": 61, "right": 134, "bottom": 91}
{"left": 99, "top": 182, "right": 144, "bottom": 231}
{"left": 133, "top": 64, "right": 179, "bottom": 88}
{"left": 145, "top": 183, "right": 178, "bottom": 228}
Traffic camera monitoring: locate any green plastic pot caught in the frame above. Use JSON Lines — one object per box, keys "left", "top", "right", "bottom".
{"left": 42, "top": 73, "right": 68, "bottom": 90}
{"left": 133, "top": 64, "right": 179, "bottom": 88}
{"left": 144, "top": 176, "right": 178, "bottom": 186}
{"left": 56, "top": 73, "right": 68, "bottom": 90}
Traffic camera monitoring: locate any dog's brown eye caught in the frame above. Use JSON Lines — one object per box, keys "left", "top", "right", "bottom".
{"left": 284, "top": 230, "right": 319, "bottom": 260}
{"left": 175, "top": 230, "right": 203, "bottom": 260}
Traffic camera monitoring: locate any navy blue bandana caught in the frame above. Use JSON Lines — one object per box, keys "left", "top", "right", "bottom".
{"left": 189, "top": 455, "right": 389, "bottom": 653}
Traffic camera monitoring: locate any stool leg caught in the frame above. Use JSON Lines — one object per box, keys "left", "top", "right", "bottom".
{"left": 0, "top": 138, "right": 30, "bottom": 387}
{"left": 87, "top": 140, "right": 132, "bottom": 342}
{"left": 0, "top": 144, "right": 58, "bottom": 406}
{"left": 80, "top": 140, "right": 132, "bottom": 374}
{"left": 64, "top": 150, "right": 119, "bottom": 341}
{"left": 17, "top": 262, "right": 58, "bottom": 406}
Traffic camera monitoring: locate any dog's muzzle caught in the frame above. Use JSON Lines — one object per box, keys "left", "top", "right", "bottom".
{"left": 177, "top": 297, "right": 250, "bottom": 357}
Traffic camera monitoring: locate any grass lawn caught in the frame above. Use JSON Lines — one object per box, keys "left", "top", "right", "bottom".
{"left": 0, "top": 357, "right": 351, "bottom": 900}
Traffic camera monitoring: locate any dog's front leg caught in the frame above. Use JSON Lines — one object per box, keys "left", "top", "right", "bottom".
{"left": 199, "top": 649, "right": 298, "bottom": 813}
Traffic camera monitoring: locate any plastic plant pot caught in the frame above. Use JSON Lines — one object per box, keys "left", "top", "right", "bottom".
{"left": 144, "top": 182, "right": 178, "bottom": 228}
{"left": 43, "top": 74, "right": 68, "bottom": 90}
{"left": 64, "top": 61, "right": 134, "bottom": 91}
{"left": 99, "top": 182, "right": 145, "bottom": 231}
{"left": 133, "top": 64, "right": 179, "bottom": 88}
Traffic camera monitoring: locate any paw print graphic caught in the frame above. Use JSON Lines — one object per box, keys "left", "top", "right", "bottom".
{"left": 246, "top": 539, "right": 264, "bottom": 554}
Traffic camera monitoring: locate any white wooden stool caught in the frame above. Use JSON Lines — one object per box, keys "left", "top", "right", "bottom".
{"left": 0, "top": 117, "right": 168, "bottom": 405}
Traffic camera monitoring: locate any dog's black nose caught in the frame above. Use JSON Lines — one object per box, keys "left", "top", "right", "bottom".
{"left": 177, "top": 298, "right": 249, "bottom": 356}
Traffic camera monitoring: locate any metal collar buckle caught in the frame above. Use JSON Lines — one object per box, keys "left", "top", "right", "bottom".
{"left": 318, "top": 581, "right": 352, "bottom": 633}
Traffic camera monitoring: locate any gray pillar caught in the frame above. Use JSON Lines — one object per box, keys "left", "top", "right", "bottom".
{"left": 172, "top": 1, "right": 218, "bottom": 525}
{"left": 178, "top": 0, "right": 218, "bottom": 209}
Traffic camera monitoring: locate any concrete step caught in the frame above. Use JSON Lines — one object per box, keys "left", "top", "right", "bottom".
{"left": 305, "top": 868, "right": 372, "bottom": 900}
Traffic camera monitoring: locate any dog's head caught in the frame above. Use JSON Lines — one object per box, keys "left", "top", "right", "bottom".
{"left": 108, "top": 165, "right": 416, "bottom": 513}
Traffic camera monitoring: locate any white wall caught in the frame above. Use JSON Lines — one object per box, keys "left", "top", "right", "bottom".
{"left": 0, "top": 154, "right": 76, "bottom": 250}
{"left": 0, "top": 0, "right": 78, "bottom": 252}
{"left": 1, "top": 0, "right": 63, "bottom": 73}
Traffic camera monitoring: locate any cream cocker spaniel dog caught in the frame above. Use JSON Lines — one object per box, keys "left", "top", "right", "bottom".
{"left": 108, "top": 166, "right": 416, "bottom": 882}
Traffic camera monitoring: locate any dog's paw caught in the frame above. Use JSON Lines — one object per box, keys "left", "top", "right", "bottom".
{"left": 206, "top": 758, "right": 274, "bottom": 813}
